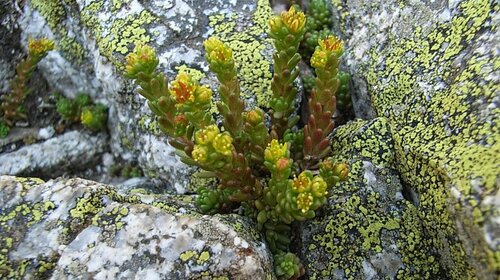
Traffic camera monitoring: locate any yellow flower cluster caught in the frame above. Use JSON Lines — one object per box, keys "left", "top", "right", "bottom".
{"left": 169, "top": 73, "right": 212, "bottom": 107}
{"left": 204, "top": 37, "right": 233, "bottom": 66}
{"left": 244, "top": 109, "right": 264, "bottom": 126}
{"left": 192, "top": 125, "right": 234, "bottom": 164}
{"left": 125, "top": 44, "right": 159, "bottom": 78}
{"left": 264, "top": 139, "right": 289, "bottom": 164}
{"left": 292, "top": 171, "right": 328, "bottom": 213}
{"left": 28, "top": 38, "right": 55, "bottom": 58}
{"left": 310, "top": 36, "right": 343, "bottom": 69}
{"left": 80, "top": 109, "right": 94, "bottom": 126}
{"left": 269, "top": 6, "right": 306, "bottom": 35}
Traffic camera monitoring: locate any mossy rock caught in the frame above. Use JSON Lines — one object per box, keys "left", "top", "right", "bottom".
{"left": 0, "top": 176, "right": 274, "bottom": 279}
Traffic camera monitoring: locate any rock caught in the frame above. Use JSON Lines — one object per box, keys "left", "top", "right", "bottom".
{"left": 0, "top": 176, "right": 274, "bottom": 279}
{"left": 304, "top": 0, "right": 499, "bottom": 278}
{"left": 0, "top": 130, "right": 108, "bottom": 176}
{"left": 301, "top": 118, "right": 446, "bottom": 279}
{"left": 0, "top": 0, "right": 23, "bottom": 93}
{"left": 15, "top": 0, "right": 277, "bottom": 191}
{"left": 38, "top": 126, "right": 55, "bottom": 140}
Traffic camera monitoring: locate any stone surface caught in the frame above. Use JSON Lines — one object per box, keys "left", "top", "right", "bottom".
{"left": 299, "top": 0, "right": 499, "bottom": 279}
{"left": 0, "top": 130, "right": 108, "bottom": 177}
{"left": 14, "top": 0, "right": 277, "bottom": 190}
{"left": 0, "top": 176, "right": 274, "bottom": 279}
{"left": 0, "top": 0, "right": 23, "bottom": 93}
{"left": 300, "top": 118, "right": 446, "bottom": 279}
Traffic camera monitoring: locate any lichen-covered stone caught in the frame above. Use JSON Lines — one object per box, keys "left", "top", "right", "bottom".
{"left": 301, "top": 118, "right": 448, "bottom": 279}
{"left": 302, "top": 0, "right": 499, "bottom": 278}
{"left": 0, "top": 176, "right": 274, "bottom": 279}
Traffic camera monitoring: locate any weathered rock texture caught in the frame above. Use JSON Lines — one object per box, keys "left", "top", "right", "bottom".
{"left": 0, "top": 130, "right": 108, "bottom": 176}
{"left": 299, "top": 0, "right": 499, "bottom": 279}
{"left": 0, "top": 176, "right": 274, "bottom": 279}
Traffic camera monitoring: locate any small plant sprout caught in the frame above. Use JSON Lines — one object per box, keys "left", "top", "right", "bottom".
{"left": 1, "top": 38, "right": 55, "bottom": 126}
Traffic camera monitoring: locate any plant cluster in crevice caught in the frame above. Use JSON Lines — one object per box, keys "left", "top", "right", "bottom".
{"left": 56, "top": 92, "right": 108, "bottom": 131}
{"left": 295, "top": 0, "right": 354, "bottom": 124}
{"left": 0, "top": 38, "right": 54, "bottom": 138}
{"left": 125, "top": 6, "right": 349, "bottom": 280}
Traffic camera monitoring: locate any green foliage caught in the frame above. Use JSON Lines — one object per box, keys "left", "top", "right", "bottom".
{"left": 303, "top": 71, "right": 353, "bottom": 119}
{"left": 56, "top": 96, "right": 79, "bottom": 121}
{"left": 0, "top": 121, "right": 10, "bottom": 138}
{"left": 304, "top": 0, "right": 332, "bottom": 32}
{"left": 297, "top": 0, "right": 354, "bottom": 123}
{"left": 125, "top": 6, "right": 349, "bottom": 279}
{"left": 81, "top": 103, "right": 107, "bottom": 131}
{"left": 274, "top": 251, "right": 303, "bottom": 280}
{"left": 336, "top": 71, "right": 353, "bottom": 113}
{"left": 196, "top": 186, "right": 236, "bottom": 214}
{"left": 110, "top": 163, "right": 143, "bottom": 178}
{"left": 56, "top": 93, "right": 108, "bottom": 131}
{"left": 1, "top": 38, "right": 55, "bottom": 126}
{"left": 75, "top": 93, "right": 92, "bottom": 107}
{"left": 303, "top": 28, "right": 332, "bottom": 58}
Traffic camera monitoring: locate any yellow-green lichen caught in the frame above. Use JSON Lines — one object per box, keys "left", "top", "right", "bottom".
{"left": 81, "top": 2, "right": 157, "bottom": 68}
{"left": 305, "top": 118, "right": 446, "bottom": 279}
{"left": 207, "top": 0, "right": 274, "bottom": 107}
{"left": 197, "top": 251, "right": 210, "bottom": 264}
{"left": 138, "top": 115, "right": 162, "bottom": 136}
{"left": 0, "top": 178, "right": 55, "bottom": 279}
{"left": 180, "top": 250, "right": 197, "bottom": 262}
{"left": 30, "top": 0, "right": 86, "bottom": 63}
{"left": 354, "top": 0, "right": 498, "bottom": 277}
{"left": 91, "top": 205, "right": 130, "bottom": 231}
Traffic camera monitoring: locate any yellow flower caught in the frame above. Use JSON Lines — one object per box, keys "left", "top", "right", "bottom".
{"left": 296, "top": 192, "right": 313, "bottom": 213}
{"left": 244, "top": 109, "right": 264, "bottom": 126}
{"left": 195, "top": 86, "right": 213, "bottom": 104}
{"left": 28, "top": 38, "right": 55, "bottom": 58}
{"left": 280, "top": 6, "right": 306, "bottom": 33}
{"left": 333, "top": 162, "right": 349, "bottom": 181}
{"left": 125, "top": 44, "right": 158, "bottom": 78}
{"left": 292, "top": 171, "right": 312, "bottom": 193}
{"left": 212, "top": 132, "right": 234, "bottom": 156}
{"left": 310, "top": 50, "right": 328, "bottom": 69}
{"left": 169, "top": 73, "right": 196, "bottom": 104}
{"left": 310, "top": 176, "right": 328, "bottom": 198}
{"left": 311, "top": 36, "right": 343, "bottom": 69}
{"left": 80, "top": 109, "right": 94, "bottom": 126}
{"left": 192, "top": 145, "right": 209, "bottom": 163}
{"left": 204, "top": 37, "right": 233, "bottom": 65}
{"left": 319, "top": 36, "right": 343, "bottom": 52}
{"left": 269, "top": 6, "right": 306, "bottom": 35}
{"left": 264, "top": 139, "right": 288, "bottom": 163}
{"left": 195, "top": 125, "right": 219, "bottom": 145}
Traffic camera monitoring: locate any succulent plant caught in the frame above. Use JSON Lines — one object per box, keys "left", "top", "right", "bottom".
{"left": 1, "top": 38, "right": 54, "bottom": 127}
{"left": 124, "top": 6, "right": 349, "bottom": 280}
{"left": 81, "top": 103, "right": 107, "bottom": 131}
{"left": 56, "top": 93, "right": 108, "bottom": 131}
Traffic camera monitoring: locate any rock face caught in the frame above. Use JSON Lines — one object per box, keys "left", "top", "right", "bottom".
{"left": 299, "top": 0, "right": 499, "bottom": 279}
{"left": 12, "top": 0, "right": 277, "bottom": 190}
{"left": 0, "top": 130, "right": 108, "bottom": 177}
{"left": 0, "top": 176, "right": 274, "bottom": 279}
